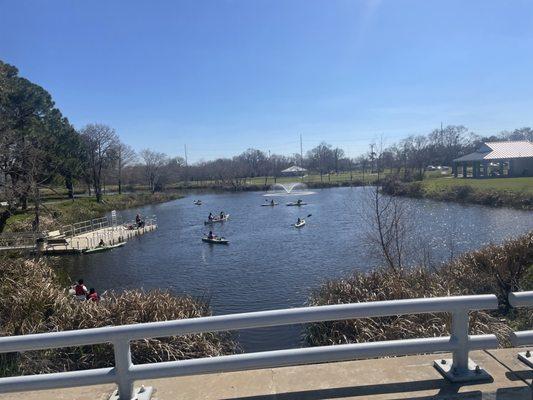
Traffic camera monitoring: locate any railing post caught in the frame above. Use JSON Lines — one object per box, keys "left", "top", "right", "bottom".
{"left": 433, "top": 310, "right": 491, "bottom": 382}
{"left": 110, "top": 339, "right": 152, "bottom": 400}
{"left": 113, "top": 339, "right": 133, "bottom": 400}
{"left": 451, "top": 310, "right": 469, "bottom": 372}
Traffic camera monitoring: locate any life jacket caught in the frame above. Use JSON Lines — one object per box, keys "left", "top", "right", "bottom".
{"left": 74, "top": 284, "right": 86, "bottom": 296}
{"left": 86, "top": 292, "right": 99, "bottom": 302}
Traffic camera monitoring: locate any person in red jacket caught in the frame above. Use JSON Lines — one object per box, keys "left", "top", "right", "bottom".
{"left": 74, "top": 279, "right": 87, "bottom": 296}
{"left": 86, "top": 288, "right": 100, "bottom": 302}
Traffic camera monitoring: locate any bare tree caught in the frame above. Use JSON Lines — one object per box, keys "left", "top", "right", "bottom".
{"left": 114, "top": 142, "right": 136, "bottom": 194}
{"left": 139, "top": 149, "right": 168, "bottom": 193}
{"left": 80, "top": 124, "right": 119, "bottom": 202}
{"left": 359, "top": 185, "right": 410, "bottom": 274}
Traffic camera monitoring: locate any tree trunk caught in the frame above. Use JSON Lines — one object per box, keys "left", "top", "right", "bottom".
{"left": 20, "top": 196, "right": 28, "bottom": 211}
{"left": 65, "top": 174, "right": 74, "bottom": 199}
{"left": 0, "top": 209, "right": 12, "bottom": 234}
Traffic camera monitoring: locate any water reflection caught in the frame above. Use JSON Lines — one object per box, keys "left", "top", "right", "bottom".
{"left": 59, "top": 187, "right": 533, "bottom": 351}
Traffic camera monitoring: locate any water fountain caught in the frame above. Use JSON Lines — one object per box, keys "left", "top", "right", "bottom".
{"left": 264, "top": 182, "right": 315, "bottom": 197}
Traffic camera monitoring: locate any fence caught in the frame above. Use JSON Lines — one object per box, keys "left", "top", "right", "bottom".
{"left": 0, "top": 232, "right": 41, "bottom": 249}
{"left": 61, "top": 216, "right": 110, "bottom": 238}
{"left": 0, "top": 294, "right": 500, "bottom": 399}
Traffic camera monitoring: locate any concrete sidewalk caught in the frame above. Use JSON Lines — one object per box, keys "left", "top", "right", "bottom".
{"left": 1, "top": 349, "right": 531, "bottom": 400}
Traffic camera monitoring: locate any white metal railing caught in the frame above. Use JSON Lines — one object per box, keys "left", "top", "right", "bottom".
{"left": 61, "top": 216, "right": 110, "bottom": 237}
{"left": 0, "top": 294, "right": 499, "bottom": 399}
{"left": 509, "top": 291, "right": 533, "bottom": 367}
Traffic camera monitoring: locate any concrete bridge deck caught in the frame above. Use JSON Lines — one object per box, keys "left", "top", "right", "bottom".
{"left": 1, "top": 348, "right": 530, "bottom": 400}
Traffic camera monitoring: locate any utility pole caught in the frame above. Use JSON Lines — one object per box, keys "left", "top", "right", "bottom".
{"left": 299, "top": 133, "right": 303, "bottom": 166}
{"left": 184, "top": 144, "right": 188, "bottom": 167}
{"left": 370, "top": 143, "right": 376, "bottom": 173}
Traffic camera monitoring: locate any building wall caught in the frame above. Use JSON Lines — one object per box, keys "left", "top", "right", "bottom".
{"left": 512, "top": 158, "right": 533, "bottom": 176}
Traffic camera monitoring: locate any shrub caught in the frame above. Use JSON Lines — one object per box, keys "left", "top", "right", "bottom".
{"left": 306, "top": 231, "right": 533, "bottom": 347}
{"left": 0, "top": 258, "right": 236, "bottom": 376}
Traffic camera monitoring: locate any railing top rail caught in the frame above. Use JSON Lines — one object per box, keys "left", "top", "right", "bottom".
{"left": 509, "top": 291, "right": 533, "bottom": 307}
{"left": 0, "top": 294, "right": 497, "bottom": 354}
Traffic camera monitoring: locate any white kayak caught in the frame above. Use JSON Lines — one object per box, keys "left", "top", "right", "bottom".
{"left": 287, "top": 202, "right": 307, "bottom": 206}
{"left": 261, "top": 203, "right": 279, "bottom": 206}
{"left": 294, "top": 220, "right": 306, "bottom": 228}
{"left": 193, "top": 200, "right": 202, "bottom": 205}
{"left": 204, "top": 214, "right": 230, "bottom": 224}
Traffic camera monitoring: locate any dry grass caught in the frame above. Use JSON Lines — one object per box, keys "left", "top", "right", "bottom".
{"left": 306, "top": 231, "right": 533, "bottom": 347}
{"left": 0, "top": 258, "right": 236, "bottom": 376}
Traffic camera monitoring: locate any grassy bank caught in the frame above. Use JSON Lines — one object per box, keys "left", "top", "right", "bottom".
{"left": 4, "top": 192, "right": 184, "bottom": 232}
{"left": 0, "top": 258, "right": 236, "bottom": 376}
{"left": 382, "top": 176, "right": 533, "bottom": 210}
{"left": 306, "top": 231, "right": 533, "bottom": 346}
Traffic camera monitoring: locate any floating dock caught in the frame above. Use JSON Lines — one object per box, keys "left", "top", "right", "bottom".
{"left": 0, "top": 214, "right": 157, "bottom": 255}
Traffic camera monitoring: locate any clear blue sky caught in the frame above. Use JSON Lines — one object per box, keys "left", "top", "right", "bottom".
{"left": 1, "top": 0, "right": 532, "bottom": 162}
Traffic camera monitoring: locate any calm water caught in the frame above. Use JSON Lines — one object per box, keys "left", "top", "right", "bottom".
{"left": 60, "top": 187, "right": 533, "bottom": 351}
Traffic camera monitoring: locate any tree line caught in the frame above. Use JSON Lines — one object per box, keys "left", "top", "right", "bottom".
{"left": 1, "top": 59, "right": 532, "bottom": 231}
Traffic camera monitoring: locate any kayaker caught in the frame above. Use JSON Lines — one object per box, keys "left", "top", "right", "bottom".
{"left": 208, "top": 212, "right": 213, "bottom": 221}
{"left": 297, "top": 199, "right": 302, "bottom": 205}
{"left": 74, "top": 279, "right": 87, "bottom": 296}
{"left": 270, "top": 199, "right": 275, "bottom": 206}
{"left": 135, "top": 214, "right": 141, "bottom": 227}
{"left": 297, "top": 217, "right": 301, "bottom": 224}
{"left": 219, "top": 211, "right": 225, "bottom": 219}
{"left": 86, "top": 288, "right": 100, "bottom": 302}
{"left": 98, "top": 239, "right": 105, "bottom": 247}
{"left": 207, "top": 231, "right": 215, "bottom": 239}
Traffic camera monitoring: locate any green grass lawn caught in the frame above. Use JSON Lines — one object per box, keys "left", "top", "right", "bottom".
{"left": 3, "top": 192, "right": 183, "bottom": 232}
{"left": 422, "top": 176, "right": 533, "bottom": 194}
{"left": 244, "top": 171, "right": 383, "bottom": 185}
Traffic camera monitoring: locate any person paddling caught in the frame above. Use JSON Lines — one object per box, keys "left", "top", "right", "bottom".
{"left": 297, "top": 217, "right": 302, "bottom": 224}
{"left": 208, "top": 212, "right": 214, "bottom": 221}
{"left": 207, "top": 230, "right": 215, "bottom": 239}
{"left": 219, "top": 211, "right": 225, "bottom": 219}
{"left": 74, "top": 279, "right": 87, "bottom": 296}
{"left": 86, "top": 288, "right": 100, "bottom": 302}
{"left": 270, "top": 199, "right": 275, "bottom": 206}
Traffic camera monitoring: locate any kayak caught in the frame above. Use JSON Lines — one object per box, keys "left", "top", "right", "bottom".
{"left": 84, "top": 242, "right": 125, "bottom": 254}
{"left": 294, "top": 220, "right": 306, "bottom": 228}
{"left": 202, "top": 237, "right": 229, "bottom": 244}
{"left": 204, "top": 214, "right": 230, "bottom": 224}
{"left": 193, "top": 200, "right": 202, "bottom": 205}
{"left": 287, "top": 202, "right": 307, "bottom": 206}
{"left": 261, "top": 203, "right": 279, "bottom": 206}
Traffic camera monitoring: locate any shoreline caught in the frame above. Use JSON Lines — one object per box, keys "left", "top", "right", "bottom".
{"left": 381, "top": 177, "right": 533, "bottom": 211}
{"left": 3, "top": 192, "right": 184, "bottom": 233}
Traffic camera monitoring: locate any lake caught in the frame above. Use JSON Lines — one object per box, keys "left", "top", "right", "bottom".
{"left": 60, "top": 187, "right": 533, "bottom": 351}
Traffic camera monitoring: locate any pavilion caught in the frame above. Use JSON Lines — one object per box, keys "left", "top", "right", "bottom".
{"left": 281, "top": 165, "right": 307, "bottom": 176}
{"left": 452, "top": 141, "right": 533, "bottom": 178}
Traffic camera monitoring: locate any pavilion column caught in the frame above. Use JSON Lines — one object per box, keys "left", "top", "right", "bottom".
{"left": 509, "top": 159, "right": 515, "bottom": 176}
{"left": 472, "top": 161, "right": 478, "bottom": 178}
{"left": 453, "top": 162, "right": 458, "bottom": 178}
{"left": 462, "top": 162, "right": 467, "bottom": 178}
{"left": 499, "top": 161, "right": 504, "bottom": 176}
{"left": 482, "top": 161, "right": 488, "bottom": 178}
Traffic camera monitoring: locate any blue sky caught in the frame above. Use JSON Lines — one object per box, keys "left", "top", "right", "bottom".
{"left": 1, "top": 0, "right": 533, "bottom": 162}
